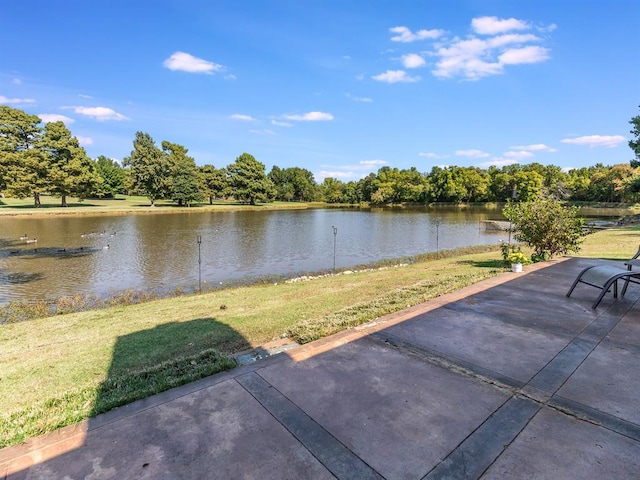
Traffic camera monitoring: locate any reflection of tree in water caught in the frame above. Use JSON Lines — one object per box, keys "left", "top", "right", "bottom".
{"left": 92, "top": 318, "right": 248, "bottom": 416}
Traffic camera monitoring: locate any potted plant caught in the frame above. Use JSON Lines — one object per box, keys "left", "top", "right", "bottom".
{"left": 506, "top": 251, "right": 530, "bottom": 273}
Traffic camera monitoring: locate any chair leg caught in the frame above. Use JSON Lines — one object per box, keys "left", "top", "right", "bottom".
{"left": 566, "top": 266, "right": 595, "bottom": 298}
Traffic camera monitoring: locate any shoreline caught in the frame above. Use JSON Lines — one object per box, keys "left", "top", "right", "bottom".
{"left": 0, "top": 198, "right": 317, "bottom": 218}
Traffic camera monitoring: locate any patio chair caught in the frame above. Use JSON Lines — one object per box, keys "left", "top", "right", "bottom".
{"left": 566, "top": 245, "right": 640, "bottom": 309}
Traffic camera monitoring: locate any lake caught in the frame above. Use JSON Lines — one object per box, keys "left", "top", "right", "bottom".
{"left": 0, "top": 205, "right": 623, "bottom": 304}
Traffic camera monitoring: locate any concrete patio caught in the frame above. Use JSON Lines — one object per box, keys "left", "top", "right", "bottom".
{"left": 2, "top": 256, "right": 640, "bottom": 479}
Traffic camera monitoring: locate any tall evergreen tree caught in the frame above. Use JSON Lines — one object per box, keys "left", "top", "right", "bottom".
{"left": 162, "top": 141, "right": 202, "bottom": 206}
{"left": 40, "top": 121, "right": 99, "bottom": 206}
{"left": 227, "top": 153, "right": 275, "bottom": 205}
{"left": 123, "top": 132, "right": 169, "bottom": 206}
{"left": 0, "top": 106, "right": 47, "bottom": 206}
{"left": 630, "top": 106, "right": 640, "bottom": 168}
{"left": 200, "top": 164, "right": 229, "bottom": 204}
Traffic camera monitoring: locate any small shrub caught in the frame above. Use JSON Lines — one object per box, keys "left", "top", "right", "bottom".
{"left": 503, "top": 196, "right": 586, "bottom": 259}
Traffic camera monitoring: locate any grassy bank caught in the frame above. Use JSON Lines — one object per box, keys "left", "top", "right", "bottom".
{"left": 0, "top": 194, "right": 316, "bottom": 217}
{"left": 1, "top": 228, "right": 639, "bottom": 448}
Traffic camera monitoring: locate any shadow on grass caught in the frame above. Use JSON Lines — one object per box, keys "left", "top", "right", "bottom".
{"left": 458, "top": 259, "right": 506, "bottom": 269}
{"left": 91, "top": 317, "right": 249, "bottom": 417}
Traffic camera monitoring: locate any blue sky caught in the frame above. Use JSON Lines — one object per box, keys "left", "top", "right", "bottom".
{"left": 1, "top": 0, "right": 638, "bottom": 181}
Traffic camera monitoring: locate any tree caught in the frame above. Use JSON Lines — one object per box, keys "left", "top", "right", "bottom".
{"left": 172, "top": 160, "right": 203, "bottom": 206}
{"left": 320, "top": 177, "right": 345, "bottom": 203}
{"left": 503, "top": 196, "right": 586, "bottom": 261}
{"left": 94, "top": 156, "right": 126, "bottom": 197}
{"left": 268, "top": 166, "right": 317, "bottom": 202}
{"left": 40, "top": 121, "right": 99, "bottom": 206}
{"left": 227, "top": 153, "right": 275, "bottom": 205}
{"left": 630, "top": 106, "right": 640, "bottom": 168}
{"left": 200, "top": 165, "right": 229, "bottom": 204}
{"left": 0, "top": 106, "right": 47, "bottom": 206}
{"left": 123, "top": 132, "right": 169, "bottom": 206}
{"left": 162, "top": 141, "right": 201, "bottom": 206}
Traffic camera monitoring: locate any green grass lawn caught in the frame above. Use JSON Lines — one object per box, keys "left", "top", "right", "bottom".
{"left": 0, "top": 194, "right": 313, "bottom": 216}
{"left": 1, "top": 227, "right": 639, "bottom": 448}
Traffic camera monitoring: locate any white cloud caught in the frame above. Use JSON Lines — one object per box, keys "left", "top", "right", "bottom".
{"left": 419, "top": 152, "right": 450, "bottom": 159}
{"left": 321, "top": 160, "right": 388, "bottom": 174}
{"left": 455, "top": 149, "right": 490, "bottom": 158}
{"left": 76, "top": 136, "right": 93, "bottom": 146}
{"left": 486, "top": 33, "right": 540, "bottom": 49}
{"left": 510, "top": 143, "right": 557, "bottom": 152}
{"left": 0, "top": 95, "right": 35, "bottom": 105}
{"left": 479, "top": 158, "right": 518, "bottom": 167}
{"left": 316, "top": 170, "right": 361, "bottom": 181}
{"left": 38, "top": 114, "right": 75, "bottom": 124}
{"left": 345, "top": 93, "right": 373, "bottom": 103}
{"left": 432, "top": 38, "right": 504, "bottom": 79}
{"left": 561, "top": 135, "right": 626, "bottom": 148}
{"left": 389, "top": 17, "right": 554, "bottom": 80}
{"left": 229, "top": 114, "right": 256, "bottom": 121}
{"left": 503, "top": 150, "right": 535, "bottom": 160}
{"left": 78, "top": 94, "right": 93, "bottom": 99}
{"left": 163, "top": 51, "right": 223, "bottom": 74}
{"left": 499, "top": 46, "right": 550, "bottom": 65}
{"left": 271, "top": 119, "right": 293, "bottom": 127}
{"left": 472, "top": 16, "right": 529, "bottom": 35}
{"left": 390, "top": 26, "right": 444, "bottom": 43}
{"left": 282, "top": 111, "right": 334, "bottom": 121}
{"left": 359, "top": 159, "right": 387, "bottom": 168}
{"left": 72, "top": 106, "right": 129, "bottom": 121}
{"left": 12, "top": 78, "right": 21, "bottom": 85}
{"left": 401, "top": 53, "right": 426, "bottom": 69}
{"left": 372, "top": 70, "right": 420, "bottom": 83}
{"left": 249, "top": 129, "right": 275, "bottom": 136}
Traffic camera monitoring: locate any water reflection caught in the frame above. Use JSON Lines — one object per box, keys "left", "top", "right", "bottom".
{"left": 0, "top": 206, "right": 623, "bottom": 304}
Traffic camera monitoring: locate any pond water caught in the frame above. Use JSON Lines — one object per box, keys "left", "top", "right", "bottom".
{"left": 0, "top": 205, "right": 625, "bottom": 304}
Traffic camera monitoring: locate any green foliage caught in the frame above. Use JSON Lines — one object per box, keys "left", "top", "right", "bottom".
{"left": 163, "top": 141, "right": 202, "bottom": 206}
{"left": 4, "top": 105, "right": 640, "bottom": 208}
{"left": 94, "top": 155, "right": 126, "bottom": 196}
{"left": 122, "top": 132, "right": 170, "bottom": 206}
{"left": 200, "top": 164, "right": 229, "bottom": 203}
{"left": 503, "top": 196, "right": 586, "bottom": 259}
{"left": 227, "top": 153, "right": 275, "bottom": 205}
{"left": 40, "top": 121, "right": 99, "bottom": 206}
{"left": 0, "top": 106, "right": 47, "bottom": 205}
{"left": 630, "top": 106, "right": 640, "bottom": 168}
{"left": 268, "top": 165, "right": 317, "bottom": 201}
{"left": 171, "top": 160, "right": 203, "bottom": 206}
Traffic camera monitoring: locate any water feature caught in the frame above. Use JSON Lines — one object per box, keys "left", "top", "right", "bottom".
{"left": 0, "top": 205, "right": 625, "bottom": 304}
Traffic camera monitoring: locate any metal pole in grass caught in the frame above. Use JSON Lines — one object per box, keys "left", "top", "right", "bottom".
{"left": 435, "top": 220, "right": 440, "bottom": 255}
{"left": 197, "top": 235, "right": 202, "bottom": 293}
{"left": 332, "top": 226, "right": 338, "bottom": 271}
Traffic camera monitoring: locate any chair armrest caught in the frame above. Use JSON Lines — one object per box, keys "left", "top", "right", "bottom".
{"left": 625, "top": 259, "right": 640, "bottom": 270}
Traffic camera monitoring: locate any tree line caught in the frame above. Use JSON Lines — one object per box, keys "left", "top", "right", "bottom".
{"left": 1, "top": 105, "right": 640, "bottom": 207}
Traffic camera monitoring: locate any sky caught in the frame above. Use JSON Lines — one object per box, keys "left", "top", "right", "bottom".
{"left": 1, "top": 0, "right": 639, "bottom": 181}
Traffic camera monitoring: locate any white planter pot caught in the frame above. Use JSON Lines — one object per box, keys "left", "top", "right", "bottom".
{"left": 511, "top": 263, "right": 523, "bottom": 273}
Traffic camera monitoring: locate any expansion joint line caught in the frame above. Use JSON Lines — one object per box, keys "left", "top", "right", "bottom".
{"left": 370, "top": 332, "right": 631, "bottom": 437}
